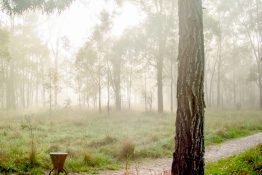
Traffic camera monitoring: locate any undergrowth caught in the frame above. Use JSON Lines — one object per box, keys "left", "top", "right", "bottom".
{"left": 0, "top": 109, "right": 261, "bottom": 174}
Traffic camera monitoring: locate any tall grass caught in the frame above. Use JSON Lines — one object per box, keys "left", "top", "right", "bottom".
{"left": 0, "top": 109, "right": 261, "bottom": 174}
{"left": 206, "top": 144, "right": 262, "bottom": 174}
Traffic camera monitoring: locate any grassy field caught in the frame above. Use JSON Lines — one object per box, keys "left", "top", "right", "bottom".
{"left": 0, "top": 109, "right": 262, "bottom": 174}
{"left": 206, "top": 144, "right": 262, "bottom": 175}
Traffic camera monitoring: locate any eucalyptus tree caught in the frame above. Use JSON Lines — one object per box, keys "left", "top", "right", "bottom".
{"left": 0, "top": 15, "right": 50, "bottom": 110}
{"left": 1, "top": 0, "right": 73, "bottom": 14}
{"left": 0, "top": 28, "right": 10, "bottom": 109}
{"left": 9, "top": 17, "right": 50, "bottom": 109}
{"left": 203, "top": 12, "right": 220, "bottom": 107}
{"left": 75, "top": 41, "right": 99, "bottom": 109}
{"left": 237, "top": 0, "right": 262, "bottom": 108}
{"left": 131, "top": 0, "right": 175, "bottom": 113}
{"left": 172, "top": 0, "right": 205, "bottom": 174}
{"left": 115, "top": 27, "right": 147, "bottom": 110}
{"left": 110, "top": 38, "right": 124, "bottom": 111}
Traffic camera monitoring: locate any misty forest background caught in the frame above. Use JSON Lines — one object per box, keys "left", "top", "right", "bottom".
{"left": 0, "top": 0, "right": 262, "bottom": 174}
{"left": 0, "top": 0, "right": 261, "bottom": 112}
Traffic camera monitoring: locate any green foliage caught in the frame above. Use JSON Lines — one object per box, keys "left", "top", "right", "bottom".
{"left": 2, "top": 0, "right": 73, "bottom": 14}
{"left": 206, "top": 144, "right": 262, "bottom": 175}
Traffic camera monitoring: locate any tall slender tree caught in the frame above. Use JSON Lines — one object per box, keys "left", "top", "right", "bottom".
{"left": 172, "top": 0, "right": 205, "bottom": 174}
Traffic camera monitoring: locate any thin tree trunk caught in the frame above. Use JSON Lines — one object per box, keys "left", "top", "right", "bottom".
{"left": 204, "top": 70, "right": 208, "bottom": 107}
{"left": 233, "top": 71, "right": 236, "bottom": 107}
{"left": 144, "top": 72, "right": 147, "bottom": 111}
{"left": 172, "top": 0, "right": 205, "bottom": 174}
{"left": 98, "top": 59, "right": 102, "bottom": 114}
{"left": 128, "top": 69, "right": 132, "bottom": 110}
{"left": 256, "top": 0, "right": 262, "bottom": 108}
{"left": 217, "top": 32, "right": 222, "bottom": 108}
{"left": 107, "top": 64, "right": 110, "bottom": 114}
{"left": 259, "top": 63, "right": 262, "bottom": 108}
{"left": 54, "top": 40, "right": 59, "bottom": 107}
{"left": 156, "top": 1, "right": 166, "bottom": 113}
{"left": 113, "top": 57, "right": 121, "bottom": 111}
{"left": 49, "top": 70, "right": 52, "bottom": 116}
{"left": 157, "top": 56, "right": 164, "bottom": 113}
{"left": 171, "top": 62, "right": 174, "bottom": 113}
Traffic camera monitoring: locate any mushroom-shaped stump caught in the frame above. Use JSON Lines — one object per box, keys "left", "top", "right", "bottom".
{"left": 49, "top": 152, "right": 68, "bottom": 175}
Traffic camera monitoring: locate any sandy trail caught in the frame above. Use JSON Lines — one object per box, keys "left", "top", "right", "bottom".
{"left": 99, "top": 132, "right": 262, "bottom": 175}
{"left": 46, "top": 133, "right": 262, "bottom": 175}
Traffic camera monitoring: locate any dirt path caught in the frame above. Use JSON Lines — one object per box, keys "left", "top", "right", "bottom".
{"left": 99, "top": 132, "right": 262, "bottom": 175}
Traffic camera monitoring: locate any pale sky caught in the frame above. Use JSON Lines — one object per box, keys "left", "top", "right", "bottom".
{"left": 33, "top": 0, "right": 146, "bottom": 104}
{"left": 37, "top": 0, "right": 146, "bottom": 55}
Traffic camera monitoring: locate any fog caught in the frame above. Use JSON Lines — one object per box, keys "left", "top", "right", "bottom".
{"left": 0, "top": 0, "right": 261, "bottom": 112}
{"left": 0, "top": 0, "right": 261, "bottom": 174}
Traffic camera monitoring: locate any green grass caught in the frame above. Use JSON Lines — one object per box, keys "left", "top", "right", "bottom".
{"left": 206, "top": 144, "right": 262, "bottom": 175}
{"left": 0, "top": 109, "right": 261, "bottom": 174}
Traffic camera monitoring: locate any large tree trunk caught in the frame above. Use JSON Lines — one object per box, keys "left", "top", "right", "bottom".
{"left": 172, "top": 0, "right": 205, "bottom": 174}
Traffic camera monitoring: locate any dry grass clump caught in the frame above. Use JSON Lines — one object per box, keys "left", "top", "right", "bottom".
{"left": 0, "top": 150, "right": 7, "bottom": 162}
{"left": 119, "top": 139, "right": 135, "bottom": 160}
{"left": 89, "top": 135, "right": 117, "bottom": 147}
{"left": 83, "top": 150, "right": 94, "bottom": 166}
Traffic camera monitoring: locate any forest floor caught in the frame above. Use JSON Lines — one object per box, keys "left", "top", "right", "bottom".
{"left": 1, "top": 109, "right": 262, "bottom": 174}
{"left": 99, "top": 132, "right": 262, "bottom": 175}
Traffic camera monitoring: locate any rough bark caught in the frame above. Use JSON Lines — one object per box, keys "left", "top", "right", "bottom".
{"left": 172, "top": 0, "right": 205, "bottom": 174}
